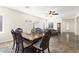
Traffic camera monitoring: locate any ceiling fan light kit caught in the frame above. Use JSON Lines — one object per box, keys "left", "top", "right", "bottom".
{"left": 48, "top": 10, "right": 59, "bottom": 16}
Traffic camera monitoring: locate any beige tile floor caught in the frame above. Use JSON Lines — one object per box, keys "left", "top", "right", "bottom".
{"left": 0, "top": 32, "right": 79, "bottom": 53}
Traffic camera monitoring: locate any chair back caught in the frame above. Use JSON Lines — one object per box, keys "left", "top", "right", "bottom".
{"left": 15, "top": 31, "right": 24, "bottom": 49}
{"left": 35, "top": 28, "right": 43, "bottom": 33}
{"left": 11, "top": 29, "right": 24, "bottom": 52}
{"left": 31, "top": 28, "right": 43, "bottom": 34}
{"left": 11, "top": 29, "right": 17, "bottom": 40}
{"left": 40, "top": 30, "right": 51, "bottom": 50}
{"left": 15, "top": 31, "right": 23, "bottom": 43}
{"left": 15, "top": 28, "right": 23, "bottom": 33}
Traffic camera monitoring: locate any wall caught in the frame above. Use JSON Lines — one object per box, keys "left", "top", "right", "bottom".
{"left": 62, "top": 19, "right": 75, "bottom": 33}
{"left": 0, "top": 7, "right": 44, "bottom": 43}
{"left": 75, "top": 13, "right": 79, "bottom": 35}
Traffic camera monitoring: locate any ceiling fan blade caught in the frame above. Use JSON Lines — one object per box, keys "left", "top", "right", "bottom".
{"left": 49, "top": 11, "right": 52, "bottom": 14}
{"left": 52, "top": 11, "right": 56, "bottom": 13}
{"left": 52, "top": 13, "right": 59, "bottom": 15}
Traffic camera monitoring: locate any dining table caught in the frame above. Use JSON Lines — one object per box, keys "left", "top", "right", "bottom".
{"left": 22, "top": 32, "right": 44, "bottom": 42}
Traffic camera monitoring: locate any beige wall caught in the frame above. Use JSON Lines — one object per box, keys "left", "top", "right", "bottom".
{"left": 75, "top": 16, "right": 79, "bottom": 35}
{"left": 62, "top": 19, "right": 75, "bottom": 33}
{"left": 0, "top": 7, "right": 44, "bottom": 43}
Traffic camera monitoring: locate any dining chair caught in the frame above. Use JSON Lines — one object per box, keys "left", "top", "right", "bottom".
{"left": 15, "top": 30, "right": 35, "bottom": 53}
{"left": 15, "top": 28, "right": 23, "bottom": 33}
{"left": 31, "top": 28, "right": 43, "bottom": 34}
{"left": 35, "top": 28, "right": 43, "bottom": 34}
{"left": 11, "top": 29, "right": 16, "bottom": 49}
{"left": 14, "top": 31, "right": 24, "bottom": 53}
{"left": 33, "top": 30, "right": 51, "bottom": 53}
{"left": 51, "top": 29, "right": 59, "bottom": 36}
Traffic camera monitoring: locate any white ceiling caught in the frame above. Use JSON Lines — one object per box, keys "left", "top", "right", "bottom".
{"left": 6, "top": 6, "right": 79, "bottom": 19}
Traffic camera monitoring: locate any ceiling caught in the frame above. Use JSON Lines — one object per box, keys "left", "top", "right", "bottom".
{"left": 6, "top": 6, "right": 79, "bottom": 19}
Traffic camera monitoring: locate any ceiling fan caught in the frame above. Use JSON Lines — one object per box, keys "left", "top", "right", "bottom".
{"left": 48, "top": 10, "right": 59, "bottom": 15}
{"left": 25, "top": 6, "right": 29, "bottom": 8}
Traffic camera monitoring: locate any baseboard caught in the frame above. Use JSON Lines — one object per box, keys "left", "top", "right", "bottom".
{"left": 0, "top": 40, "right": 13, "bottom": 44}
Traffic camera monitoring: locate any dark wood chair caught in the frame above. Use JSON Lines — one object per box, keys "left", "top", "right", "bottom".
{"left": 15, "top": 28, "right": 23, "bottom": 33}
{"left": 11, "top": 29, "right": 16, "bottom": 49}
{"left": 11, "top": 29, "right": 36, "bottom": 53}
{"left": 51, "top": 29, "right": 59, "bottom": 36}
{"left": 33, "top": 30, "right": 51, "bottom": 53}
{"left": 15, "top": 30, "right": 36, "bottom": 53}
{"left": 31, "top": 28, "right": 43, "bottom": 34}
{"left": 14, "top": 31, "right": 24, "bottom": 53}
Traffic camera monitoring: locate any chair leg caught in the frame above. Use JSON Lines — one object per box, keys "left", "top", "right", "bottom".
{"left": 21, "top": 43, "right": 24, "bottom": 53}
{"left": 15, "top": 47, "right": 19, "bottom": 53}
{"left": 21, "top": 46, "right": 24, "bottom": 53}
{"left": 12, "top": 40, "right": 15, "bottom": 49}
{"left": 15, "top": 44, "right": 17, "bottom": 53}
{"left": 32, "top": 48, "right": 37, "bottom": 53}
{"left": 15, "top": 44, "right": 19, "bottom": 53}
{"left": 22, "top": 48, "right": 24, "bottom": 53}
{"left": 48, "top": 47, "right": 50, "bottom": 53}
{"left": 42, "top": 50, "right": 44, "bottom": 53}
{"left": 37, "top": 49, "right": 41, "bottom": 53}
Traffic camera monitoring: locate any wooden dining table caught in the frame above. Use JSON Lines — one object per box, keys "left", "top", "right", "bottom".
{"left": 22, "top": 32, "right": 44, "bottom": 42}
